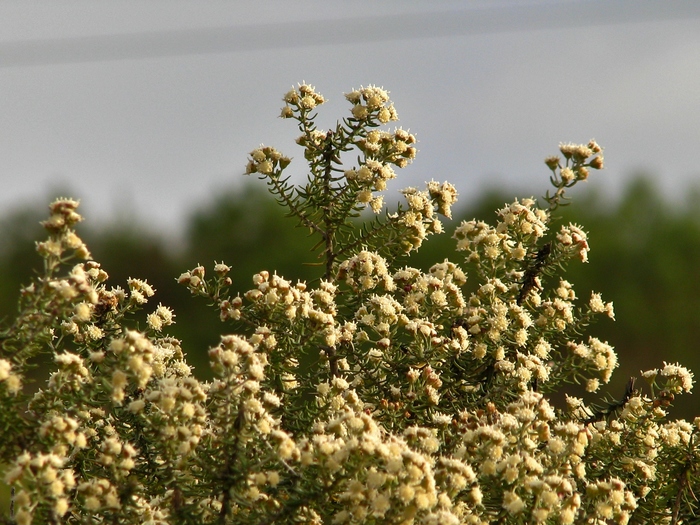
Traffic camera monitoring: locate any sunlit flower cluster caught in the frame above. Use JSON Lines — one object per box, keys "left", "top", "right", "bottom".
{"left": 36, "top": 197, "right": 91, "bottom": 260}
{"left": 356, "top": 293, "right": 404, "bottom": 337}
{"left": 138, "top": 373, "right": 207, "bottom": 457}
{"left": 0, "top": 357, "right": 22, "bottom": 395}
{"left": 146, "top": 303, "right": 176, "bottom": 332}
{"left": 345, "top": 158, "right": 397, "bottom": 194}
{"left": 245, "top": 145, "right": 292, "bottom": 177}
{"left": 4, "top": 452, "right": 75, "bottom": 523}
{"left": 345, "top": 85, "right": 398, "bottom": 124}
{"left": 400, "top": 186, "right": 445, "bottom": 241}
{"left": 107, "top": 330, "right": 157, "bottom": 402}
{"left": 655, "top": 361, "right": 695, "bottom": 394}
{"left": 393, "top": 260, "right": 467, "bottom": 320}
{"left": 338, "top": 250, "right": 395, "bottom": 293}
{"left": 557, "top": 223, "right": 590, "bottom": 262}
{"left": 281, "top": 82, "right": 326, "bottom": 116}
{"left": 584, "top": 477, "right": 637, "bottom": 523}
{"left": 427, "top": 180, "right": 459, "bottom": 220}
{"left": 568, "top": 336, "right": 618, "bottom": 384}
{"left": 453, "top": 220, "right": 510, "bottom": 262}
{"left": 496, "top": 198, "right": 549, "bottom": 241}
{"left": 356, "top": 127, "right": 417, "bottom": 169}
{"left": 545, "top": 140, "right": 604, "bottom": 185}
{"left": 76, "top": 477, "right": 120, "bottom": 512}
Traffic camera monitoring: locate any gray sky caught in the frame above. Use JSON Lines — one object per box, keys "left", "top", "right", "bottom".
{"left": 2, "top": 0, "right": 700, "bottom": 235}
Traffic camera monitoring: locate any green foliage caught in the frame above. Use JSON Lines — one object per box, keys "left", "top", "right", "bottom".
{"left": 0, "top": 208, "right": 45, "bottom": 324}
{"left": 1, "top": 83, "right": 700, "bottom": 524}
{"left": 245, "top": 84, "right": 442, "bottom": 279}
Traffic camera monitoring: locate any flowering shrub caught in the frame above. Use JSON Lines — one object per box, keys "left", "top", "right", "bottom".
{"left": 1, "top": 83, "right": 699, "bottom": 525}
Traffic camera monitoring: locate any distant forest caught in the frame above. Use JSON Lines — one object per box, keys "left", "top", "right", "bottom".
{"left": 3, "top": 176, "right": 700, "bottom": 418}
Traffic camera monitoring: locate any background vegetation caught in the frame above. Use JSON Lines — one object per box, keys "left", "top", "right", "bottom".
{"left": 2, "top": 174, "right": 698, "bottom": 418}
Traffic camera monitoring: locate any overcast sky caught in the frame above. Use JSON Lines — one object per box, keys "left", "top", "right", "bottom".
{"left": 2, "top": 0, "right": 700, "bottom": 235}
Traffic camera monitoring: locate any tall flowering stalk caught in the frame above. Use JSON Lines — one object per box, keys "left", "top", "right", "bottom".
{"left": 1, "top": 83, "right": 699, "bottom": 524}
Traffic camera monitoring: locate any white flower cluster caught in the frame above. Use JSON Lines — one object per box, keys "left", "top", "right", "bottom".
{"left": 0, "top": 357, "right": 22, "bottom": 395}
{"left": 356, "top": 128, "right": 417, "bottom": 169}
{"left": 282, "top": 82, "right": 326, "bottom": 115}
{"left": 338, "top": 250, "right": 395, "bottom": 293}
{"left": 345, "top": 85, "right": 398, "bottom": 124}
{"left": 36, "top": 198, "right": 90, "bottom": 261}
{"left": 245, "top": 145, "right": 292, "bottom": 177}
{"left": 4, "top": 452, "right": 75, "bottom": 523}
{"left": 455, "top": 198, "right": 548, "bottom": 263}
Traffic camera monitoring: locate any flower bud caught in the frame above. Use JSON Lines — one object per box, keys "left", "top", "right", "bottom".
{"left": 589, "top": 155, "right": 604, "bottom": 170}
{"left": 588, "top": 139, "right": 602, "bottom": 153}
{"left": 544, "top": 156, "right": 560, "bottom": 170}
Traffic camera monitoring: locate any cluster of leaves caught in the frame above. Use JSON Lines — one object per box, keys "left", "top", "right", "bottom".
{"left": 1, "top": 84, "right": 700, "bottom": 525}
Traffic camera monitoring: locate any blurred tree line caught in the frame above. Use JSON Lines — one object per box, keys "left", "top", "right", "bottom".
{"left": 1, "top": 176, "right": 699, "bottom": 418}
